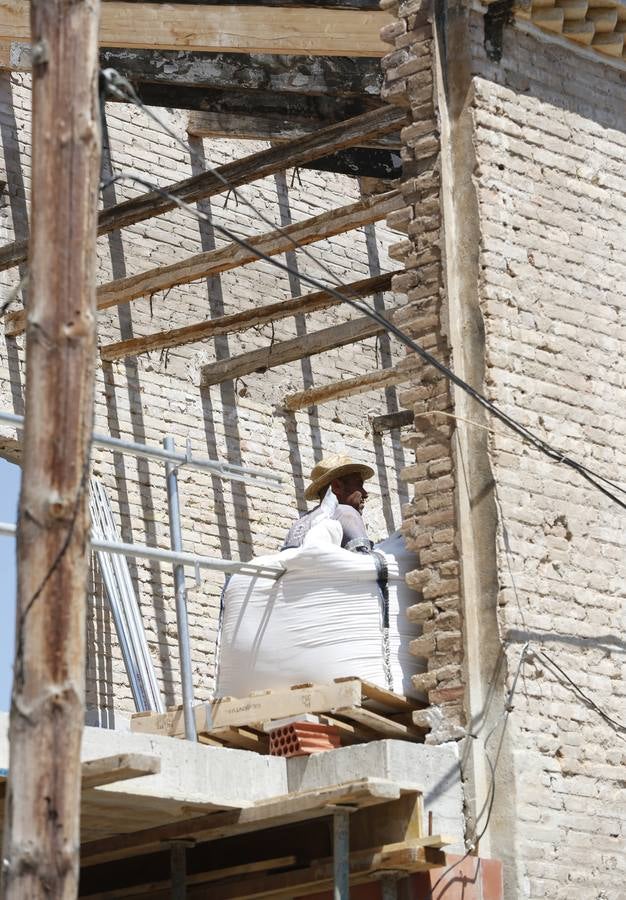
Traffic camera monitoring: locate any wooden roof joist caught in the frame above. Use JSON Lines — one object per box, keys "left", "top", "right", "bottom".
{"left": 5, "top": 190, "right": 401, "bottom": 337}
{"left": 282, "top": 366, "right": 409, "bottom": 411}
{"left": 99, "top": 272, "right": 394, "bottom": 361}
{"left": 0, "top": 105, "right": 407, "bottom": 274}
{"left": 0, "top": 2, "right": 391, "bottom": 57}
{"left": 97, "top": 48, "right": 384, "bottom": 97}
{"left": 200, "top": 313, "right": 394, "bottom": 386}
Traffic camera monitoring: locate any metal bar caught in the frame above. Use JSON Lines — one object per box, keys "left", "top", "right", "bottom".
{"left": 333, "top": 809, "right": 350, "bottom": 900}
{"left": 164, "top": 436, "right": 197, "bottom": 742}
{"left": 169, "top": 841, "right": 189, "bottom": 900}
{"left": 0, "top": 521, "right": 283, "bottom": 579}
{"left": 380, "top": 875, "right": 399, "bottom": 900}
{"left": 0, "top": 409, "right": 282, "bottom": 487}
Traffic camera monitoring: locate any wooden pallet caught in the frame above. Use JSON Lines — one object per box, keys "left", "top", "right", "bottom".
{"left": 131, "top": 677, "right": 427, "bottom": 752}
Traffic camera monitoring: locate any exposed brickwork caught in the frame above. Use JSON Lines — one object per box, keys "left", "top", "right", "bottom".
{"left": 380, "top": 0, "right": 465, "bottom": 741}
{"left": 0, "top": 74, "right": 409, "bottom": 722}
{"left": 470, "top": 17, "right": 626, "bottom": 899}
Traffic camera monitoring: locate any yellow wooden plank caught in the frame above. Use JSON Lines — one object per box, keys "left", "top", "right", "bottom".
{"left": 0, "top": 2, "right": 391, "bottom": 57}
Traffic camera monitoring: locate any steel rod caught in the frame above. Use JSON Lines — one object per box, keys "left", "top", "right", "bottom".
{"left": 0, "top": 409, "right": 282, "bottom": 487}
{"left": 164, "top": 436, "right": 197, "bottom": 742}
{"left": 169, "top": 841, "right": 188, "bottom": 900}
{"left": 333, "top": 809, "right": 351, "bottom": 900}
{"left": 0, "top": 521, "right": 283, "bottom": 579}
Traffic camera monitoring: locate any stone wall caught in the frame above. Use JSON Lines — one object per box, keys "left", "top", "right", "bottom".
{"left": 0, "top": 74, "right": 411, "bottom": 722}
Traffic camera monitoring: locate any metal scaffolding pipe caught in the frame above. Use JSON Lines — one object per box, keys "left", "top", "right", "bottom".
{"left": 333, "top": 809, "right": 351, "bottom": 900}
{"left": 164, "top": 436, "right": 197, "bottom": 742}
{"left": 0, "top": 409, "right": 282, "bottom": 487}
{"left": 0, "top": 521, "right": 283, "bottom": 579}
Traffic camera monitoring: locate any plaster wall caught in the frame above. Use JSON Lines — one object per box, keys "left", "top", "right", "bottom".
{"left": 0, "top": 75, "right": 412, "bottom": 722}
{"left": 468, "top": 17, "right": 626, "bottom": 900}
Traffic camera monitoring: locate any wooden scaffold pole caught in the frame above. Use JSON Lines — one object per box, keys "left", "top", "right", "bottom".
{"left": 1, "top": 0, "right": 101, "bottom": 897}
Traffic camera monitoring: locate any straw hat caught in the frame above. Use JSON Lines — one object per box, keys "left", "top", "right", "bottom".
{"left": 304, "top": 454, "right": 374, "bottom": 502}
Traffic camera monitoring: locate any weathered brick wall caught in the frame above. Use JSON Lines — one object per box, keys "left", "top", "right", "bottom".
{"left": 380, "top": 0, "right": 466, "bottom": 742}
{"left": 469, "top": 16, "right": 626, "bottom": 899}
{"left": 0, "top": 74, "right": 410, "bottom": 721}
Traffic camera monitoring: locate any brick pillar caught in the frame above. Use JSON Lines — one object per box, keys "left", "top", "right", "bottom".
{"left": 380, "top": 0, "right": 465, "bottom": 742}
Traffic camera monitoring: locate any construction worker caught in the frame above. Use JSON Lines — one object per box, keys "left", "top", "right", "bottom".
{"left": 282, "top": 454, "right": 374, "bottom": 552}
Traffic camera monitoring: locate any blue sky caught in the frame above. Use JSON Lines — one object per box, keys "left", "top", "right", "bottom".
{"left": 0, "top": 457, "right": 19, "bottom": 712}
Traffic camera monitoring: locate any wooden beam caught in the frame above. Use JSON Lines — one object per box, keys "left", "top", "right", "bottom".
{"left": 1, "top": 46, "right": 384, "bottom": 97}
{"left": 282, "top": 366, "right": 407, "bottom": 410}
{"left": 102, "top": 0, "right": 383, "bottom": 8}
{"left": 143, "top": 842, "right": 446, "bottom": 900}
{"left": 99, "top": 48, "right": 384, "bottom": 97}
{"left": 185, "top": 108, "right": 398, "bottom": 149}
{"left": 80, "top": 754, "right": 160, "bottom": 791}
{"left": 1, "top": 0, "right": 101, "bottom": 897}
{"left": 4, "top": 190, "right": 401, "bottom": 336}
{"left": 80, "top": 779, "right": 404, "bottom": 867}
{"left": 99, "top": 272, "right": 394, "bottom": 361}
{"left": 201, "top": 313, "right": 391, "bottom": 386}
{"left": 0, "top": 3, "right": 392, "bottom": 57}
{"left": 372, "top": 409, "right": 414, "bottom": 433}
{"left": 0, "top": 105, "right": 407, "bottom": 273}
{"left": 128, "top": 84, "right": 371, "bottom": 122}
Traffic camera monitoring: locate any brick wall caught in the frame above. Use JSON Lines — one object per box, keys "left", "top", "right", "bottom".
{"left": 469, "top": 16, "right": 626, "bottom": 899}
{"left": 0, "top": 75, "right": 411, "bottom": 721}
{"left": 380, "top": 0, "right": 466, "bottom": 742}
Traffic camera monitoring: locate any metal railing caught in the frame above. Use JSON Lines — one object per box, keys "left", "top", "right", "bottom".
{"left": 0, "top": 408, "right": 285, "bottom": 738}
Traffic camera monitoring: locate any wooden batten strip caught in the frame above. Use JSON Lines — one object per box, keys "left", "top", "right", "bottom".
{"left": 80, "top": 754, "right": 160, "bottom": 791}
{"left": 99, "top": 272, "right": 394, "bottom": 361}
{"left": 200, "top": 313, "right": 392, "bottom": 387}
{"left": 282, "top": 366, "right": 407, "bottom": 411}
{"left": 0, "top": 105, "right": 408, "bottom": 274}
{"left": 0, "top": 3, "right": 392, "bottom": 57}
{"left": 5, "top": 190, "right": 401, "bottom": 337}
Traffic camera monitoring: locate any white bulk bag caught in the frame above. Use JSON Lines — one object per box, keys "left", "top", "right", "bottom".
{"left": 215, "top": 528, "right": 426, "bottom": 701}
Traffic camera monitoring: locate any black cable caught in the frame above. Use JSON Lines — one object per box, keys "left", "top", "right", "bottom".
{"left": 101, "top": 170, "right": 626, "bottom": 514}
{"left": 534, "top": 648, "right": 626, "bottom": 738}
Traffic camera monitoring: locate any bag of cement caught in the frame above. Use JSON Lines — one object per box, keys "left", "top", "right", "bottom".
{"left": 215, "top": 529, "right": 425, "bottom": 701}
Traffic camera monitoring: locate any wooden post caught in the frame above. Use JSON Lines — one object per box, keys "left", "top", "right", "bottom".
{"left": 1, "top": 0, "right": 101, "bottom": 898}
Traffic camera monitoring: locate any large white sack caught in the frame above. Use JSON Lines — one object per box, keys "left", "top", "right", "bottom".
{"left": 216, "top": 528, "right": 426, "bottom": 701}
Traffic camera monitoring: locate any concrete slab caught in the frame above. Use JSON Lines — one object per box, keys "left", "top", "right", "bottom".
{"left": 0, "top": 712, "right": 287, "bottom": 809}
{"left": 286, "top": 739, "right": 465, "bottom": 852}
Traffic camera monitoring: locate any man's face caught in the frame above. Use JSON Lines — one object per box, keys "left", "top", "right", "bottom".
{"left": 332, "top": 474, "right": 368, "bottom": 513}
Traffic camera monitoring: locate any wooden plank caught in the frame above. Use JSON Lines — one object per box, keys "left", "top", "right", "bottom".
{"left": 334, "top": 706, "right": 421, "bottom": 739}
{"left": 131, "top": 680, "right": 364, "bottom": 737}
{"left": 0, "top": 105, "right": 407, "bottom": 273}
{"left": 80, "top": 754, "right": 160, "bottom": 790}
{"left": 356, "top": 679, "right": 419, "bottom": 713}
{"left": 282, "top": 366, "right": 407, "bottom": 411}
{"left": 210, "top": 727, "right": 270, "bottom": 754}
{"left": 0, "top": 3, "right": 392, "bottom": 56}
{"left": 80, "top": 778, "right": 404, "bottom": 866}
{"left": 81, "top": 856, "right": 300, "bottom": 900}
{"left": 99, "top": 272, "right": 394, "bottom": 361}
{"left": 5, "top": 189, "right": 400, "bottom": 336}
{"left": 201, "top": 313, "right": 389, "bottom": 386}
{"left": 177, "top": 842, "right": 446, "bottom": 900}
